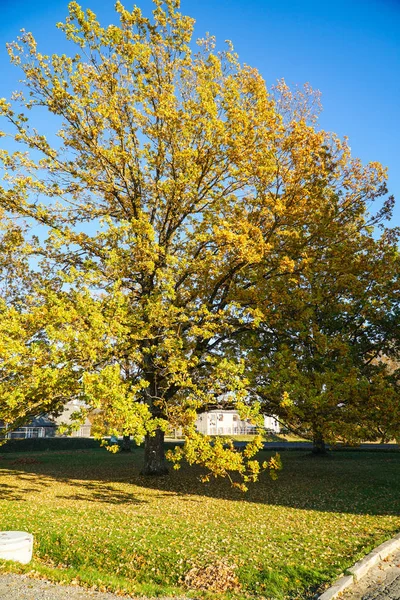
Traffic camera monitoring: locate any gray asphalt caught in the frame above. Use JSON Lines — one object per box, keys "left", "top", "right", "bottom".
{"left": 248, "top": 441, "right": 399, "bottom": 451}
{"left": 0, "top": 573, "right": 192, "bottom": 600}
{"left": 341, "top": 549, "right": 400, "bottom": 600}
{"left": 0, "top": 574, "right": 131, "bottom": 600}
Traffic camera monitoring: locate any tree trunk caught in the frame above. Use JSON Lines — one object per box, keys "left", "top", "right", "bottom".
{"left": 312, "top": 432, "right": 327, "bottom": 454}
{"left": 121, "top": 435, "right": 132, "bottom": 452}
{"left": 140, "top": 428, "right": 169, "bottom": 476}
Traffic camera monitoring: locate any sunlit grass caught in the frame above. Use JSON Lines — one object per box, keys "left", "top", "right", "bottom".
{"left": 1, "top": 448, "right": 399, "bottom": 599}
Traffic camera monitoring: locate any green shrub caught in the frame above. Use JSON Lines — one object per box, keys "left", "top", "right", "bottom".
{"left": 0, "top": 437, "right": 100, "bottom": 453}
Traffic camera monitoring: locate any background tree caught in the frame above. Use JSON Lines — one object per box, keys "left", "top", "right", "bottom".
{"left": 248, "top": 224, "right": 400, "bottom": 453}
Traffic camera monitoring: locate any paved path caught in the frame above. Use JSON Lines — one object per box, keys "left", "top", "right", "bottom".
{"left": 232, "top": 441, "right": 399, "bottom": 451}
{"left": 0, "top": 574, "right": 132, "bottom": 600}
{"left": 0, "top": 573, "right": 191, "bottom": 600}
{"left": 341, "top": 550, "right": 400, "bottom": 599}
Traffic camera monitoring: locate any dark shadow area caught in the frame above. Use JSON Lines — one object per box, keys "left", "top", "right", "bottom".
{"left": 56, "top": 480, "right": 147, "bottom": 505}
{"left": 0, "top": 437, "right": 100, "bottom": 453}
{"left": 136, "top": 450, "right": 400, "bottom": 517}
{"left": 1, "top": 447, "right": 400, "bottom": 515}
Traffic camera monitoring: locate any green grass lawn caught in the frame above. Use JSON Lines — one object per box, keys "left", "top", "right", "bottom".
{"left": 1, "top": 447, "right": 400, "bottom": 599}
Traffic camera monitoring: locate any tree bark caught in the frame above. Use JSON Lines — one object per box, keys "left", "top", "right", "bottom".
{"left": 140, "top": 428, "right": 169, "bottom": 476}
{"left": 121, "top": 435, "right": 132, "bottom": 452}
{"left": 312, "top": 432, "right": 327, "bottom": 454}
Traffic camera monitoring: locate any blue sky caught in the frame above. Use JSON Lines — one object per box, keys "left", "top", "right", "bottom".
{"left": 0, "top": 0, "right": 399, "bottom": 227}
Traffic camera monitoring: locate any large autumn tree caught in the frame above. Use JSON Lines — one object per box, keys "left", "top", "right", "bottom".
{"left": 0, "top": 0, "right": 394, "bottom": 480}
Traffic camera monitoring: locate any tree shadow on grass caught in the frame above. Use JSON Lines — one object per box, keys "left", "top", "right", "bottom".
{"left": 0, "top": 481, "right": 34, "bottom": 501}
{"left": 56, "top": 480, "right": 147, "bottom": 505}
{"left": 0, "top": 455, "right": 146, "bottom": 505}
{"left": 0, "top": 466, "right": 54, "bottom": 501}
{"left": 1, "top": 448, "right": 400, "bottom": 515}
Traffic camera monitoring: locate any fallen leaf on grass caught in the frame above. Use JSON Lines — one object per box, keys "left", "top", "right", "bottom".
{"left": 184, "top": 559, "right": 241, "bottom": 592}
{"left": 10, "top": 457, "right": 42, "bottom": 466}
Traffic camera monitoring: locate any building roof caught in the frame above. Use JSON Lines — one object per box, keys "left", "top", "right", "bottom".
{"left": 29, "top": 415, "right": 57, "bottom": 428}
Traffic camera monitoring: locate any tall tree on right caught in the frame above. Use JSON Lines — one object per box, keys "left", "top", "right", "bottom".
{"left": 248, "top": 213, "right": 400, "bottom": 452}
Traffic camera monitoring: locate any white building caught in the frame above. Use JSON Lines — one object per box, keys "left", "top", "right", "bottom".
{"left": 195, "top": 409, "right": 280, "bottom": 436}
{"left": 52, "top": 400, "right": 92, "bottom": 437}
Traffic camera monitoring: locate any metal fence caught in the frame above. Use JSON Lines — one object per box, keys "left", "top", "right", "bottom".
{"left": 207, "top": 426, "right": 259, "bottom": 435}
{"left": 1, "top": 425, "right": 92, "bottom": 439}
{"left": 0, "top": 427, "right": 53, "bottom": 439}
